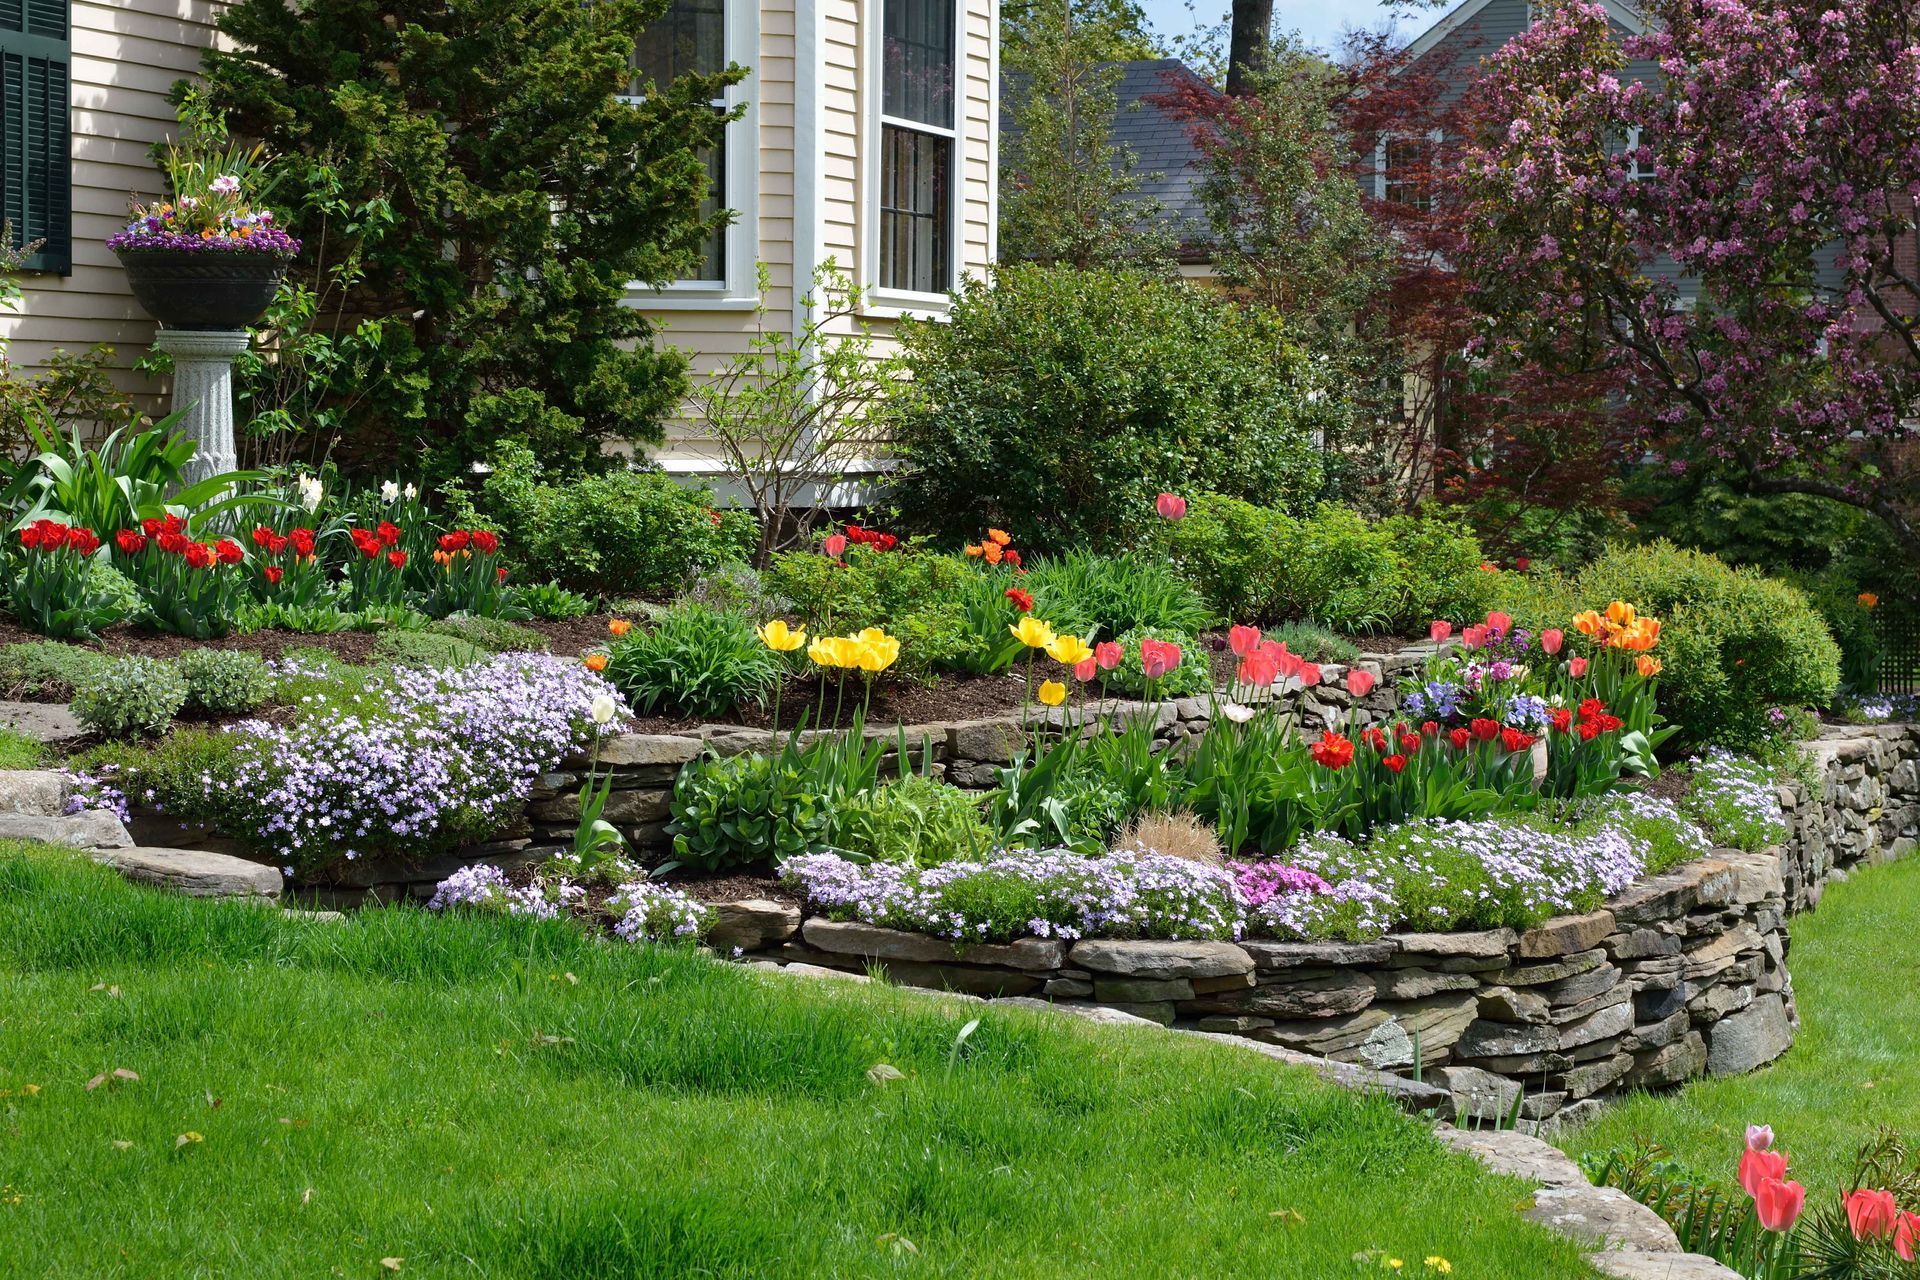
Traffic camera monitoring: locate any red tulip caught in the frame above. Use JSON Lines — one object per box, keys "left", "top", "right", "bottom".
{"left": 1515, "top": 556, "right": 1531, "bottom": 572}
{"left": 1004, "top": 587, "right": 1034, "bottom": 613}
{"left": 1073, "top": 657, "right": 1096, "bottom": 682}
{"left": 1500, "top": 727, "right": 1536, "bottom": 753}
{"left": 1228, "top": 624, "right": 1262, "bottom": 657}
{"left": 1738, "top": 1148, "right": 1790, "bottom": 1198}
{"left": 1238, "top": 650, "right": 1281, "bottom": 688}
{"left": 264, "top": 565, "right": 283, "bottom": 585}
{"left": 1448, "top": 727, "right": 1471, "bottom": 750}
{"left": 1429, "top": 620, "right": 1452, "bottom": 643}
{"left": 214, "top": 538, "right": 244, "bottom": 565}
{"left": 387, "top": 549, "right": 407, "bottom": 569}
{"left": 1308, "top": 731, "right": 1354, "bottom": 769}
{"left": 471, "top": 529, "right": 500, "bottom": 555}
{"left": 1461, "top": 624, "right": 1489, "bottom": 650}
{"left": 823, "top": 533, "right": 847, "bottom": 558}
{"left": 1541, "top": 628, "right": 1564, "bottom": 655}
{"left": 67, "top": 527, "right": 101, "bottom": 556}
{"left": 1346, "top": 668, "right": 1377, "bottom": 698}
{"left": 1154, "top": 492, "right": 1187, "bottom": 521}
{"left": 1382, "top": 754, "right": 1407, "bottom": 774}
{"left": 1754, "top": 1178, "right": 1805, "bottom": 1233}
{"left": 1486, "top": 610, "right": 1513, "bottom": 635}
{"left": 1093, "top": 641, "right": 1122, "bottom": 671}
{"left": 1470, "top": 717, "right": 1501, "bottom": 742}
{"left": 375, "top": 520, "right": 401, "bottom": 547}
{"left": 1277, "top": 647, "right": 1304, "bottom": 679}
{"left": 1845, "top": 1188, "right": 1900, "bottom": 1241}
{"left": 1361, "top": 726, "right": 1388, "bottom": 753}
{"left": 184, "top": 542, "right": 214, "bottom": 569}
{"left": 115, "top": 529, "right": 147, "bottom": 555}
{"left": 1568, "top": 656, "right": 1589, "bottom": 678}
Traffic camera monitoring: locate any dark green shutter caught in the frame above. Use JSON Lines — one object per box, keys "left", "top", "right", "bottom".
{"left": 0, "top": 0, "right": 70, "bottom": 275}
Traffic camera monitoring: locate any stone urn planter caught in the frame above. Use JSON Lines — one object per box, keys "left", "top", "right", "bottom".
{"left": 114, "top": 247, "right": 290, "bottom": 331}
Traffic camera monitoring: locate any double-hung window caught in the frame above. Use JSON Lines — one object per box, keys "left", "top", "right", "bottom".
{"left": 631, "top": 0, "right": 730, "bottom": 287}
{"left": 877, "top": 0, "right": 955, "bottom": 298}
{"left": 0, "top": 0, "right": 70, "bottom": 274}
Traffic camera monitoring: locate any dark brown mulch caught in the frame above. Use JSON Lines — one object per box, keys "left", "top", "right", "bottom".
{"left": 0, "top": 617, "right": 386, "bottom": 666}
{"left": 1642, "top": 768, "right": 1692, "bottom": 803}
{"left": 658, "top": 871, "right": 800, "bottom": 908}
{"left": 621, "top": 671, "right": 1029, "bottom": 734}
{"left": 523, "top": 614, "right": 621, "bottom": 657}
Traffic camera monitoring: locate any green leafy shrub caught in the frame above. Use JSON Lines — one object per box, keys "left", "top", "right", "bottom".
{"left": 1159, "top": 494, "right": 1290, "bottom": 623}
{"left": 764, "top": 542, "right": 974, "bottom": 676}
{"left": 0, "top": 641, "right": 112, "bottom": 700}
{"left": 665, "top": 751, "right": 831, "bottom": 870}
{"left": 679, "top": 560, "right": 784, "bottom": 616}
{"left": 1023, "top": 549, "right": 1213, "bottom": 640}
{"left": 372, "top": 630, "right": 491, "bottom": 670}
{"left": 70, "top": 656, "right": 188, "bottom": 738}
{"left": 234, "top": 599, "right": 355, "bottom": 634}
{"left": 74, "top": 727, "right": 256, "bottom": 828}
{"left": 508, "top": 580, "right": 596, "bottom": 621}
{"left": 605, "top": 604, "right": 779, "bottom": 720}
{"left": 1265, "top": 621, "right": 1360, "bottom": 664}
{"left": 425, "top": 615, "right": 549, "bottom": 654}
{"left": 176, "top": 649, "right": 271, "bottom": 715}
{"left": 1573, "top": 542, "right": 1841, "bottom": 750}
{"left": 831, "top": 774, "right": 992, "bottom": 866}
{"left": 888, "top": 265, "right": 1333, "bottom": 554}
{"left": 455, "top": 444, "right": 755, "bottom": 598}
{"left": 0, "top": 727, "right": 43, "bottom": 768}
{"left": 1102, "top": 626, "right": 1210, "bottom": 698}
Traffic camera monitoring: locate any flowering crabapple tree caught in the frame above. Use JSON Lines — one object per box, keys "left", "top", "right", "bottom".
{"left": 1458, "top": 0, "right": 1920, "bottom": 558}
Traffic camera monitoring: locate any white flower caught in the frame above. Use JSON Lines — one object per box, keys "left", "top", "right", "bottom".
{"left": 589, "top": 694, "right": 619, "bottom": 726}
{"left": 296, "top": 474, "right": 324, "bottom": 512}
{"left": 210, "top": 174, "right": 241, "bottom": 196}
{"left": 403, "top": 483, "right": 417, "bottom": 500}
{"left": 1221, "top": 702, "right": 1256, "bottom": 724}
{"left": 469, "top": 461, "right": 493, "bottom": 475}
{"left": 380, "top": 480, "right": 400, "bottom": 503}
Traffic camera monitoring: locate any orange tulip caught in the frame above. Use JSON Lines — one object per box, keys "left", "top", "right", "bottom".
{"left": 982, "top": 542, "right": 1003, "bottom": 565}
{"left": 1606, "top": 599, "right": 1638, "bottom": 627}
{"left": 1859, "top": 591, "right": 1879, "bottom": 609}
{"left": 1572, "top": 610, "right": 1602, "bottom": 637}
{"left": 1637, "top": 656, "right": 1662, "bottom": 677}
{"left": 964, "top": 543, "right": 983, "bottom": 557}
{"left": 584, "top": 653, "right": 608, "bottom": 672}
{"left": 987, "top": 528, "right": 1011, "bottom": 547}
{"left": 609, "top": 618, "right": 632, "bottom": 637}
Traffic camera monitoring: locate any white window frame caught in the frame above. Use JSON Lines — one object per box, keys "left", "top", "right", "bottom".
{"left": 1625, "top": 125, "right": 1648, "bottom": 181}
{"left": 622, "top": 0, "right": 760, "bottom": 311}
{"left": 861, "top": 0, "right": 968, "bottom": 318}
{"left": 1374, "top": 128, "right": 1444, "bottom": 207}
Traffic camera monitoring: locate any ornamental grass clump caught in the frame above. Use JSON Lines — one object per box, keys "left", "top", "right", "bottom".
{"left": 1682, "top": 750, "right": 1789, "bottom": 850}
{"left": 780, "top": 849, "right": 1244, "bottom": 944}
{"left": 220, "top": 654, "right": 620, "bottom": 875}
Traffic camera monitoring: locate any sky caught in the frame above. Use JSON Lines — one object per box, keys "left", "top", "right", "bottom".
{"left": 1137, "top": 0, "right": 1419, "bottom": 59}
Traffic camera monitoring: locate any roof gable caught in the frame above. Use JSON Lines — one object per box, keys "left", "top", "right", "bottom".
{"left": 1404, "top": 0, "right": 1648, "bottom": 64}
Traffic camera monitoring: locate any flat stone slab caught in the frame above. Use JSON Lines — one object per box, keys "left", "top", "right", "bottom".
{"left": 1586, "top": 1250, "right": 1743, "bottom": 1279}
{"left": 1520, "top": 911, "right": 1617, "bottom": 958}
{"left": 707, "top": 899, "right": 802, "bottom": 952}
{"left": 1705, "top": 993, "right": 1793, "bottom": 1076}
{"left": 1242, "top": 939, "right": 1396, "bottom": 969}
{"left": 0, "top": 809, "right": 132, "bottom": 850}
{"left": 803, "top": 919, "right": 1067, "bottom": 971}
{"left": 1433, "top": 1125, "right": 1590, "bottom": 1190}
{"left": 0, "top": 769, "right": 68, "bottom": 816}
{"left": 1525, "top": 1185, "right": 1680, "bottom": 1253}
{"left": 94, "top": 846, "right": 281, "bottom": 899}
{"left": 0, "top": 700, "right": 85, "bottom": 744}
{"left": 1392, "top": 927, "right": 1518, "bottom": 959}
{"left": 1070, "top": 939, "right": 1253, "bottom": 979}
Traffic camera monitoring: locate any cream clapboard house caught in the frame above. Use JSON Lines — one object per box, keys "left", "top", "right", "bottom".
{"left": 1, "top": 0, "right": 1000, "bottom": 481}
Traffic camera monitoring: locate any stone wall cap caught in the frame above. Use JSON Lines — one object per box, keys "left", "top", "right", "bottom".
{"left": 802, "top": 918, "right": 1067, "bottom": 970}
{"left": 1392, "top": 928, "right": 1518, "bottom": 958}
{"left": 1069, "top": 938, "right": 1254, "bottom": 979}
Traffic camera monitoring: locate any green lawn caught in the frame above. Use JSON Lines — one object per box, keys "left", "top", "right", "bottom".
{"left": 0, "top": 839, "right": 1600, "bottom": 1279}
{"left": 1563, "top": 853, "right": 1920, "bottom": 1192}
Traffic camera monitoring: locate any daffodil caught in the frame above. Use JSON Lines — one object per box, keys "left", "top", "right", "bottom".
{"left": 1010, "top": 617, "right": 1056, "bottom": 649}
{"left": 758, "top": 619, "right": 807, "bottom": 652}
{"left": 1045, "top": 634, "right": 1093, "bottom": 666}
{"left": 1036, "top": 680, "right": 1066, "bottom": 707}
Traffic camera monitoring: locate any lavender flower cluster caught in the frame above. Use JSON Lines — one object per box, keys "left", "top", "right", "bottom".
{"left": 781, "top": 848, "right": 1245, "bottom": 943}
{"left": 426, "top": 863, "right": 564, "bottom": 920}
{"left": 220, "top": 654, "right": 622, "bottom": 873}
{"left": 1682, "top": 750, "right": 1788, "bottom": 850}
{"left": 60, "top": 765, "right": 130, "bottom": 824}
{"left": 1575, "top": 789, "right": 1712, "bottom": 874}
{"left": 108, "top": 208, "right": 299, "bottom": 255}
{"left": 607, "top": 881, "right": 713, "bottom": 943}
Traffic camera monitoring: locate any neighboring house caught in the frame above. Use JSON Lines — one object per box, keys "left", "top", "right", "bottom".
{"left": 0, "top": 0, "right": 1000, "bottom": 483}
{"left": 0, "top": 0, "right": 222, "bottom": 399}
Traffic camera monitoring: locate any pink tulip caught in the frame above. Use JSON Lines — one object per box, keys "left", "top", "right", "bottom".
{"left": 1228, "top": 624, "right": 1262, "bottom": 657}
{"left": 1541, "top": 628, "right": 1564, "bottom": 655}
{"left": 1154, "top": 492, "right": 1187, "bottom": 521}
{"left": 1895, "top": 1213, "right": 1920, "bottom": 1262}
{"left": 1297, "top": 662, "right": 1322, "bottom": 686}
{"left": 1073, "top": 657, "right": 1097, "bottom": 682}
{"left": 1755, "top": 1178, "right": 1806, "bottom": 1233}
{"left": 1739, "top": 1148, "right": 1789, "bottom": 1199}
{"left": 1486, "top": 610, "right": 1513, "bottom": 635}
{"left": 1093, "top": 641, "right": 1122, "bottom": 671}
{"left": 1140, "top": 638, "right": 1182, "bottom": 679}
{"left": 1846, "top": 1189, "right": 1900, "bottom": 1241}
{"left": 1429, "top": 620, "right": 1453, "bottom": 643}
{"left": 1277, "top": 647, "right": 1304, "bottom": 679}
{"left": 1346, "top": 668, "right": 1377, "bottom": 697}
{"left": 1569, "top": 656, "right": 1589, "bottom": 678}
{"left": 1461, "top": 624, "right": 1489, "bottom": 650}
{"left": 823, "top": 533, "right": 847, "bottom": 558}
{"left": 1745, "top": 1125, "right": 1773, "bottom": 1152}
{"left": 1238, "top": 651, "right": 1281, "bottom": 688}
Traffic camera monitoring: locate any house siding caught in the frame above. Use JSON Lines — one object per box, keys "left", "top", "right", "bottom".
{"left": 1, "top": 0, "right": 223, "bottom": 399}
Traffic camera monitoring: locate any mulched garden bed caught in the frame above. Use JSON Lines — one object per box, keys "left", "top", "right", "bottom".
{"left": 622, "top": 670, "right": 1030, "bottom": 734}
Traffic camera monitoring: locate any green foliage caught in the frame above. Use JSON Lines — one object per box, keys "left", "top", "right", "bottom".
{"left": 267, "top": 648, "right": 372, "bottom": 704}
{"left": 234, "top": 599, "right": 354, "bottom": 633}
{"left": 605, "top": 604, "right": 779, "bottom": 720}
{"left": 679, "top": 560, "right": 783, "bottom": 616}
{"left": 1162, "top": 496, "right": 1494, "bottom": 630}
{"left": 176, "top": 649, "right": 272, "bottom": 716}
{"left": 70, "top": 726, "right": 256, "bottom": 833}
{"left": 1265, "top": 621, "right": 1360, "bottom": 664}
{"left": 1576, "top": 542, "right": 1842, "bottom": 750}
{"left": 452, "top": 444, "right": 754, "bottom": 598}
{"left": 831, "top": 774, "right": 993, "bottom": 866}
{"left": 508, "top": 580, "right": 597, "bottom": 621}
{"left": 372, "top": 629, "right": 491, "bottom": 670}
{"left": 424, "top": 615, "right": 549, "bottom": 654}
{"left": 0, "top": 641, "right": 112, "bottom": 699}
{"left": 888, "top": 265, "right": 1333, "bottom": 554}
{"left": 70, "top": 656, "right": 188, "bottom": 739}
{"left": 0, "top": 413, "right": 268, "bottom": 537}
{"left": 0, "top": 726, "right": 43, "bottom": 768}
{"left": 1023, "top": 549, "right": 1213, "bottom": 640}
{"left": 765, "top": 542, "right": 975, "bottom": 677}
{"left": 1102, "top": 626, "right": 1210, "bottom": 698}
{"left": 665, "top": 751, "right": 831, "bottom": 871}
{"left": 199, "top": 0, "right": 741, "bottom": 473}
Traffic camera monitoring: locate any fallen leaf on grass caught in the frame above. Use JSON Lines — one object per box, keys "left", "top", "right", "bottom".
{"left": 380, "top": 1257, "right": 404, "bottom": 1271}
{"left": 1269, "top": 1209, "right": 1305, "bottom": 1225}
{"left": 278, "top": 1117, "right": 310, "bottom": 1128}
{"left": 174, "top": 1132, "right": 203, "bottom": 1149}
{"left": 204, "top": 1090, "right": 222, "bottom": 1110}
{"left": 866, "top": 1063, "right": 905, "bottom": 1086}
{"left": 111, "top": 1140, "right": 133, "bottom": 1151}
{"left": 876, "top": 1234, "right": 917, "bottom": 1257}
{"left": 88, "top": 983, "right": 121, "bottom": 998}
{"left": 85, "top": 1068, "right": 140, "bottom": 1092}
{"left": 300, "top": 1188, "right": 314, "bottom": 1206}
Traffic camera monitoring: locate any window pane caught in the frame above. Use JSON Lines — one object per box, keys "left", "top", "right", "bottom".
{"left": 882, "top": 0, "right": 953, "bottom": 128}
{"left": 879, "top": 124, "right": 949, "bottom": 293}
{"left": 693, "top": 135, "right": 725, "bottom": 280}
{"left": 1384, "top": 136, "right": 1432, "bottom": 212}
{"left": 631, "top": 0, "right": 725, "bottom": 95}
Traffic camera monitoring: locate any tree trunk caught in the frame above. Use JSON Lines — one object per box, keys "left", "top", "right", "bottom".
{"left": 1226, "top": 0, "right": 1272, "bottom": 96}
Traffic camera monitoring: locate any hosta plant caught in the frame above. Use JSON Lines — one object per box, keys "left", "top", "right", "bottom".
{"left": 664, "top": 751, "right": 831, "bottom": 871}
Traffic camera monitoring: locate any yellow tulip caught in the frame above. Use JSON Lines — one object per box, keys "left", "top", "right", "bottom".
{"left": 1036, "top": 679, "right": 1067, "bottom": 707}
{"left": 757, "top": 619, "right": 807, "bottom": 652}
{"left": 807, "top": 637, "right": 842, "bottom": 668}
{"left": 857, "top": 626, "right": 888, "bottom": 645}
{"left": 1009, "top": 617, "right": 1056, "bottom": 649}
{"left": 1046, "top": 634, "right": 1094, "bottom": 667}
{"left": 854, "top": 634, "right": 900, "bottom": 673}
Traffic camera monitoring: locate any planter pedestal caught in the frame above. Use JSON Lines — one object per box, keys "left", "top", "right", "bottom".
{"left": 152, "top": 328, "right": 249, "bottom": 484}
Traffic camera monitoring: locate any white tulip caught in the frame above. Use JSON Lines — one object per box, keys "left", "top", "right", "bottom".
{"left": 296, "top": 474, "right": 324, "bottom": 512}
{"left": 590, "top": 694, "right": 619, "bottom": 726}
{"left": 1221, "top": 702, "right": 1256, "bottom": 724}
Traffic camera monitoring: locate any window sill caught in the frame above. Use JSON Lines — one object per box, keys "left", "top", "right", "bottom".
{"left": 623, "top": 290, "right": 763, "bottom": 313}
{"left": 860, "top": 287, "right": 952, "bottom": 320}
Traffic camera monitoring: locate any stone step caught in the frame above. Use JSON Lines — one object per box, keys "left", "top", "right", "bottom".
{"left": 92, "top": 846, "right": 282, "bottom": 900}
